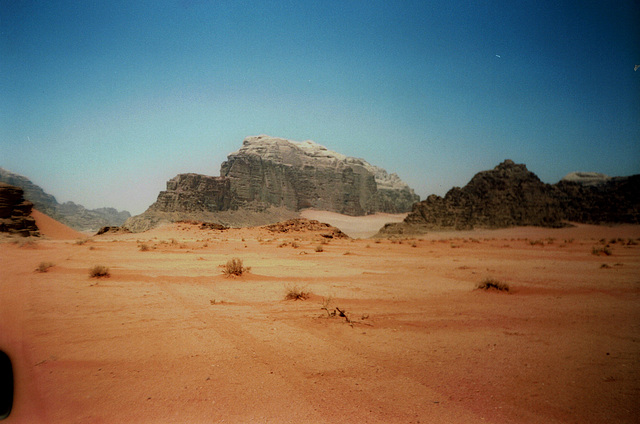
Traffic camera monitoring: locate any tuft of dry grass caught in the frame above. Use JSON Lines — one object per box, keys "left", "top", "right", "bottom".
{"left": 315, "top": 245, "right": 324, "bottom": 252}
{"left": 139, "top": 243, "right": 150, "bottom": 251}
{"left": 476, "top": 277, "right": 510, "bottom": 292}
{"left": 221, "top": 258, "right": 250, "bottom": 276}
{"left": 284, "top": 284, "right": 310, "bottom": 301}
{"left": 36, "top": 261, "right": 55, "bottom": 273}
{"left": 89, "top": 265, "right": 110, "bottom": 278}
{"left": 592, "top": 246, "right": 612, "bottom": 256}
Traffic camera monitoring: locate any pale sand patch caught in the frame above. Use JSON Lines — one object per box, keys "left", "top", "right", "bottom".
{"left": 300, "top": 209, "right": 407, "bottom": 238}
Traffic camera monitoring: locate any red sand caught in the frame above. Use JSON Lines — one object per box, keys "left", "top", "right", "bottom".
{"left": 30, "top": 209, "right": 84, "bottom": 240}
{"left": 1, "top": 220, "right": 639, "bottom": 423}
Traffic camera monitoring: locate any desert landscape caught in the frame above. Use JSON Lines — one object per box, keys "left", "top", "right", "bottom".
{"left": 1, "top": 210, "right": 639, "bottom": 423}
{"left": 4, "top": 2, "right": 639, "bottom": 423}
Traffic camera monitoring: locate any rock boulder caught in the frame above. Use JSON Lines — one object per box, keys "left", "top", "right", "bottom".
{"left": 0, "top": 182, "right": 40, "bottom": 237}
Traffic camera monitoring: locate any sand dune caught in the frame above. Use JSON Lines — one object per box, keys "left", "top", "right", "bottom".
{"left": 1, "top": 221, "right": 639, "bottom": 423}
{"left": 30, "top": 209, "right": 84, "bottom": 240}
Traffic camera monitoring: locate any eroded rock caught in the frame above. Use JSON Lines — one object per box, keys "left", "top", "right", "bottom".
{"left": 0, "top": 182, "right": 40, "bottom": 237}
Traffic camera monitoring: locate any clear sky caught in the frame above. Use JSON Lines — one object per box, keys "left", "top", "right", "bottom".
{"left": 1, "top": 0, "right": 639, "bottom": 215}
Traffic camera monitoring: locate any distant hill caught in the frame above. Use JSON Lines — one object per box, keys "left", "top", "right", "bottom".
{"left": 126, "top": 135, "right": 419, "bottom": 231}
{"left": 378, "top": 160, "right": 640, "bottom": 236}
{"left": 0, "top": 167, "right": 131, "bottom": 232}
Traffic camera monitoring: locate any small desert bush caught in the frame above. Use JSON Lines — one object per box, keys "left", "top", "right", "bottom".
{"left": 315, "top": 245, "right": 324, "bottom": 252}
{"left": 36, "top": 261, "right": 54, "bottom": 273}
{"left": 221, "top": 258, "right": 249, "bottom": 276}
{"left": 139, "top": 243, "right": 150, "bottom": 251}
{"left": 89, "top": 265, "right": 110, "bottom": 278}
{"left": 476, "top": 277, "right": 510, "bottom": 292}
{"left": 284, "top": 284, "right": 310, "bottom": 301}
{"left": 592, "top": 246, "right": 612, "bottom": 256}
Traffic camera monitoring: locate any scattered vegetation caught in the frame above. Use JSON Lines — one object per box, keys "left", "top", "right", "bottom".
{"left": 35, "top": 261, "right": 55, "bottom": 273}
{"left": 529, "top": 239, "right": 544, "bottom": 246}
{"left": 320, "top": 296, "right": 370, "bottom": 327}
{"left": 284, "top": 284, "right": 310, "bottom": 301}
{"left": 89, "top": 265, "right": 110, "bottom": 278}
{"left": 476, "top": 277, "right": 510, "bottom": 292}
{"left": 17, "top": 239, "right": 38, "bottom": 248}
{"left": 592, "top": 246, "right": 612, "bottom": 256}
{"left": 75, "top": 239, "right": 89, "bottom": 245}
{"left": 221, "top": 258, "right": 250, "bottom": 276}
{"left": 315, "top": 245, "right": 324, "bottom": 252}
{"left": 139, "top": 243, "right": 150, "bottom": 251}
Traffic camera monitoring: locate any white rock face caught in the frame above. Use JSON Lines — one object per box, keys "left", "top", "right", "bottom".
{"left": 234, "top": 135, "right": 413, "bottom": 191}
{"left": 561, "top": 172, "right": 612, "bottom": 186}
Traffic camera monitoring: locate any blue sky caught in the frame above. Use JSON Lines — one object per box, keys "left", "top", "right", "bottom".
{"left": 1, "top": 0, "right": 639, "bottom": 214}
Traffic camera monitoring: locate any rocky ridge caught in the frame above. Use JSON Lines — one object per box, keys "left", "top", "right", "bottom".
{"left": 0, "top": 167, "right": 131, "bottom": 232}
{"left": 378, "top": 160, "right": 640, "bottom": 235}
{"left": 0, "top": 182, "right": 40, "bottom": 237}
{"left": 126, "top": 136, "right": 419, "bottom": 231}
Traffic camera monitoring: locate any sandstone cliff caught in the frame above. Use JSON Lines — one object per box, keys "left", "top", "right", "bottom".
{"left": 220, "top": 136, "right": 419, "bottom": 215}
{"left": 378, "top": 160, "right": 640, "bottom": 236}
{"left": 0, "top": 168, "right": 131, "bottom": 232}
{"left": 0, "top": 182, "right": 40, "bottom": 237}
{"left": 126, "top": 136, "right": 419, "bottom": 231}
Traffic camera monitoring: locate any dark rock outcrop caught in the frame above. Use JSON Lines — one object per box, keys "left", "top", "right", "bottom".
{"left": 0, "top": 168, "right": 131, "bottom": 232}
{"left": 126, "top": 136, "right": 419, "bottom": 231}
{"left": 95, "top": 226, "right": 132, "bottom": 236}
{"left": 378, "top": 160, "right": 640, "bottom": 235}
{"left": 264, "top": 218, "right": 349, "bottom": 239}
{"left": 0, "top": 182, "right": 40, "bottom": 237}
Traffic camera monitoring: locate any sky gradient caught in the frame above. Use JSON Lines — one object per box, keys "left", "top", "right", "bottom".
{"left": 2, "top": 0, "right": 639, "bottom": 215}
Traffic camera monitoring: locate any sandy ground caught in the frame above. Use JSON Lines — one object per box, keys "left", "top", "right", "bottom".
{"left": 300, "top": 209, "right": 407, "bottom": 238}
{"left": 1, "top": 217, "right": 639, "bottom": 423}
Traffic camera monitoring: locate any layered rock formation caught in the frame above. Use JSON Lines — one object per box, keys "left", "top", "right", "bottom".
{"left": 0, "top": 167, "right": 131, "bottom": 232}
{"left": 378, "top": 160, "right": 640, "bottom": 235}
{"left": 126, "top": 136, "right": 419, "bottom": 231}
{"left": 220, "top": 136, "right": 419, "bottom": 215}
{"left": 0, "top": 182, "right": 40, "bottom": 237}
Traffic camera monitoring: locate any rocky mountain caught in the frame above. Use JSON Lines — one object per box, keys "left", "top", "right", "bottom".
{"left": 0, "top": 182, "right": 39, "bottom": 237}
{"left": 126, "top": 136, "right": 419, "bottom": 231}
{"left": 378, "top": 160, "right": 640, "bottom": 235}
{"left": 0, "top": 168, "right": 131, "bottom": 232}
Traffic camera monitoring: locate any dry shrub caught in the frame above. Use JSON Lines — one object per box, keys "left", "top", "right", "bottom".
{"left": 592, "top": 246, "right": 612, "bottom": 256}
{"left": 139, "top": 243, "right": 150, "bottom": 251}
{"left": 89, "top": 265, "right": 110, "bottom": 278}
{"left": 284, "top": 284, "right": 310, "bottom": 301}
{"left": 222, "top": 258, "right": 249, "bottom": 276}
{"left": 476, "top": 277, "right": 510, "bottom": 292}
{"left": 315, "top": 245, "right": 324, "bottom": 252}
{"left": 36, "top": 262, "right": 54, "bottom": 273}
